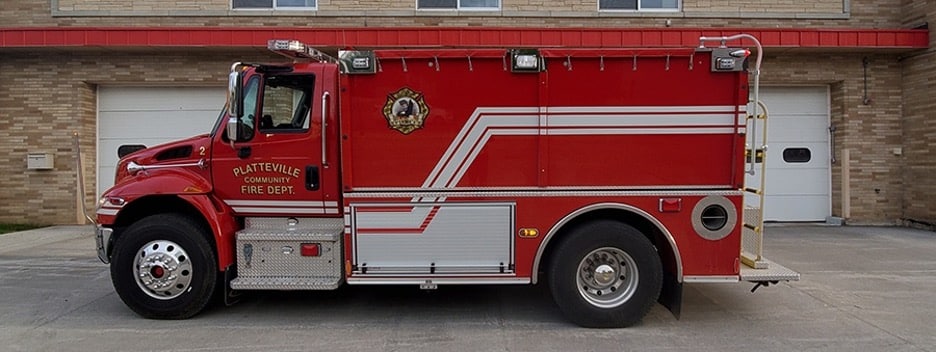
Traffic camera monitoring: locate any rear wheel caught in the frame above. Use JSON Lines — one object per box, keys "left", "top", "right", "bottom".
{"left": 548, "top": 220, "right": 662, "bottom": 328}
{"left": 110, "top": 214, "right": 217, "bottom": 319}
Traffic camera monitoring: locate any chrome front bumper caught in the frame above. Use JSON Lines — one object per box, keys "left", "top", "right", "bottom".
{"left": 95, "top": 226, "right": 113, "bottom": 264}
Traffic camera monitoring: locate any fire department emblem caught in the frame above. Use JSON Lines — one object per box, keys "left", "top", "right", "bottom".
{"left": 383, "top": 87, "right": 430, "bottom": 135}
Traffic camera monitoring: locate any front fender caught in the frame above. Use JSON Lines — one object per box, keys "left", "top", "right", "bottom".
{"left": 97, "top": 169, "right": 238, "bottom": 270}
{"left": 179, "top": 194, "right": 238, "bottom": 271}
{"left": 97, "top": 168, "right": 212, "bottom": 225}
{"left": 111, "top": 168, "right": 212, "bottom": 198}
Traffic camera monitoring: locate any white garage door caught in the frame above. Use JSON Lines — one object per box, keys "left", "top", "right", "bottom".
{"left": 97, "top": 86, "right": 226, "bottom": 196}
{"left": 745, "top": 86, "right": 831, "bottom": 221}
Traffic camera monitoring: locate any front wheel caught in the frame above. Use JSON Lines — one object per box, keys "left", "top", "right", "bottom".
{"left": 548, "top": 220, "right": 662, "bottom": 328}
{"left": 110, "top": 214, "right": 217, "bottom": 319}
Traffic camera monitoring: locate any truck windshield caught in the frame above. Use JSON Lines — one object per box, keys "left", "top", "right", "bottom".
{"left": 209, "top": 104, "right": 227, "bottom": 137}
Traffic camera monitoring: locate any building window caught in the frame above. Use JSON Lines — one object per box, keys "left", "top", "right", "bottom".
{"left": 417, "top": 0, "right": 500, "bottom": 10}
{"left": 782, "top": 148, "right": 812, "bottom": 163}
{"left": 233, "top": 0, "right": 316, "bottom": 10}
{"left": 599, "top": 0, "right": 678, "bottom": 11}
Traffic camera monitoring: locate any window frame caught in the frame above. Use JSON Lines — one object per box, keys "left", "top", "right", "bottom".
{"left": 257, "top": 73, "right": 316, "bottom": 134}
{"left": 416, "top": 0, "right": 501, "bottom": 11}
{"left": 597, "top": 0, "right": 681, "bottom": 12}
{"left": 231, "top": 0, "right": 318, "bottom": 11}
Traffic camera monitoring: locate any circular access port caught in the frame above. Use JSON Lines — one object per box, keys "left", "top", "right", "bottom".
{"left": 691, "top": 196, "right": 737, "bottom": 241}
{"left": 700, "top": 205, "right": 729, "bottom": 231}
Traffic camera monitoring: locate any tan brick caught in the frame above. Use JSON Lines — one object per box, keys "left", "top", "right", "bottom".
{"left": 0, "top": 50, "right": 278, "bottom": 225}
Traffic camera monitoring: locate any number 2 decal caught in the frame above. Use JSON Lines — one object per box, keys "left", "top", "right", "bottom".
{"left": 199, "top": 146, "right": 206, "bottom": 156}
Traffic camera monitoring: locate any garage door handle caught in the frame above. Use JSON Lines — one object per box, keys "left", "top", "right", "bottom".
{"left": 321, "top": 91, "right": 330, "bottom": 167}
{"left": 829, "top": 125, "right": 837, "bottom": 164}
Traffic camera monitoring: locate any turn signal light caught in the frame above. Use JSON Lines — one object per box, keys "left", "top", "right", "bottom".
{"left": 518, "top": 228, "right": 539, "bottom": 238}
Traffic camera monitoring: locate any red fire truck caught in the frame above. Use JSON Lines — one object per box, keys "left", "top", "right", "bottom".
{"left": 94, "top": 34, "right": 798, "bottom": 328}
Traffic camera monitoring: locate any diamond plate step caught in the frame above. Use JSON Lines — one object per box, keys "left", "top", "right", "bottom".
{"left": 230, "top": 277, "right": 341, "bottom": 290}
{"left": 739, "top": 258, "right": 800, "bottom": 282}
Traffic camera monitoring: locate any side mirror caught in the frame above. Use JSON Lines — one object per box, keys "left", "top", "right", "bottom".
{"left": 226, "top": 64, "right": 244, "bottom": 142}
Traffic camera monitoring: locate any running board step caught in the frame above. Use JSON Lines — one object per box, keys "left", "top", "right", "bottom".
{"left": 739, "top": 258, "right": 800, "bottom": 282}
{"left": 231, "top": 277, "right": 341, "bottom": 290}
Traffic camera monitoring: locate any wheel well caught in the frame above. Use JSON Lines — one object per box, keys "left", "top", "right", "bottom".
{"left": 538, "top": 208, "right": 679, "bottom": 284}
{"left": 110, "top": 195, "right": 216, "bottom": 254}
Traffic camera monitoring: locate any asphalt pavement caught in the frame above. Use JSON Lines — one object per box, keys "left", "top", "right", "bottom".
{"left": 0, "top": 224, "right": 934, "bottom": 352}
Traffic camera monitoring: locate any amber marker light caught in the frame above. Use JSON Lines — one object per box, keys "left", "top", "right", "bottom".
{"left": 518, "top": 228, "right": 540, "bottom": 238}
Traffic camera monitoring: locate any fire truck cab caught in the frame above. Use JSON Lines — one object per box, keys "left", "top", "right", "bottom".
{"left": 95, "top": 36, "right": 798, "bottom": 328}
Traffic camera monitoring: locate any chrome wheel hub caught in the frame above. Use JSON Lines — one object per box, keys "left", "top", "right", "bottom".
{"left": 133, "top": 240, "right": 193, "bottom": 300}
{"left": 593, "top": 264, "right": 616, "bottom": 286}
{"left": 576, "top": 247, "right": 639, "bottom": 308}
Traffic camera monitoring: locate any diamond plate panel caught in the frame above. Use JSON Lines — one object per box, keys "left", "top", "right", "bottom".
{"left": 740, "top": 258, "right": 800, "bottom": 282}
{"left": 230, "top": 277, "right": 341, "bottom": 290}
{"left": 235, "top": 218, "right": 344, "bottom": 289}
{"left": 245, "top": 217, "right": 344, "bottom": 232}
{"left": 741, "top": 207, "right": 763, "bottom": 266}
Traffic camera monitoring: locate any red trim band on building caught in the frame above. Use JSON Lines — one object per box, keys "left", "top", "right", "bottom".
{"left": 0, "top": 27, "right": 928, "bottom": 50}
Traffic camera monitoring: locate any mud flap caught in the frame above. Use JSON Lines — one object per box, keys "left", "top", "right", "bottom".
{"left": 658, "top": 272, "right": 682, "bottom": 319}
{"left": 223, "top": 264, "right": 243, "bottom": 306}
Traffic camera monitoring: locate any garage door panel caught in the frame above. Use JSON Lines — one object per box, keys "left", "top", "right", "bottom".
{"left": 99, "top": 87, "right": 224, "bottom": 111}
{"left": 763, "top": 196, "right": 830, "bottom": 222}
{"left": 759, "top": 87, "right": 828, "bottom": 115}
{"left": 99, "top": 110, "right": 218, "bottom": 137}
{"left": 747, "top": 86, "right": 831, "bottom": 222}
{"left": 763, "top": 170, "right": 830, "bottom": 195}
{"left": 98, "top": 86, "right": 225, "bottom": 196}
{"left": 767, "top": 116, "right": 829, "bottom": 142}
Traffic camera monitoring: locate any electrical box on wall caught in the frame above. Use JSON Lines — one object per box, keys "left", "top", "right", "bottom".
{"left": 27, "top": 153, "right": 54, "bottom": 170}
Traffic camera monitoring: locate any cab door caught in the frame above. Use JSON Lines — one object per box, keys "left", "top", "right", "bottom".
{"left": 212, "top": 65, "right": 339, "bottom": 217}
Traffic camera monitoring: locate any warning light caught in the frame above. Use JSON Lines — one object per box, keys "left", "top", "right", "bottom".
{"left": 518, "top": 228, "right": 540, "bottom": 238}
{"left": 300, "top": 243, "right": 321, "bottom": 257}
{"left": 729, "top": 49, "right": 751, "bottom": 58}
{"left": 659, "top": 198, "right": 682, "bottom": 213}
{"left": 509, "top": 49, "right": 543, "bottom": 73}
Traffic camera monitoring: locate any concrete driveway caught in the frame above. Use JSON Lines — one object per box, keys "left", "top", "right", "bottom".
{"left": 0, "top": 224, "right": 934, "bottom": 352}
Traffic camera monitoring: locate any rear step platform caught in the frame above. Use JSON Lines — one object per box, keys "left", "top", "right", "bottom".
{"left": 740, "top": 258, "right": 800, "bottom": 282}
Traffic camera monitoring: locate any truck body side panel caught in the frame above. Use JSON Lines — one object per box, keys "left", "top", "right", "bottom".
{"left": 339, "top": 49, "right": 747, "bottom": 280}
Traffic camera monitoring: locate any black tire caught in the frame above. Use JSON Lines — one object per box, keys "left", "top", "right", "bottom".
{"left": 110, "top": 213, "right": 217, "bottom": 319}
{"left": 548, "top": 220, "right": 662, "bottom": 328}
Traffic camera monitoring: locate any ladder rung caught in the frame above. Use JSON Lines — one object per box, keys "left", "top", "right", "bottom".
{"left": 743, "top": 223, "right": 759, "bottom": 232}
{"left": 743, "top": 187, "right": 762, "bottom": 194}
{"left": 744, "top": 114, "right": 767, "bottom": 120}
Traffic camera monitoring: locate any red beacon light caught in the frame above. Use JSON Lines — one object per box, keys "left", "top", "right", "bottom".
{"left": 729, "top": 49, "right": 751, "bottom": 58}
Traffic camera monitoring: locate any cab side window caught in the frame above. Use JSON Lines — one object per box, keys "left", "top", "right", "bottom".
{"left": 238, "top": 76, "right": 262, "bottom": 141}
{"left": 259, "top": 74, "right": 314, "bottom": 132}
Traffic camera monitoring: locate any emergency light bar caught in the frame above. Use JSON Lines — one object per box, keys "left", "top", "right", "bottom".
{"left": 267, "top": 39, "right": 337, "bottom": 63}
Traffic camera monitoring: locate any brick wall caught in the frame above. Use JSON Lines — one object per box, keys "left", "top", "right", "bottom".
{"left": 0, "top": 0, "right": 903, "bottom": 28}
{"left": 900, "top": 1, "right": 936, "bottom": 228}
{"left": 0, "top": 49, "right": 276, "bottom": 225}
